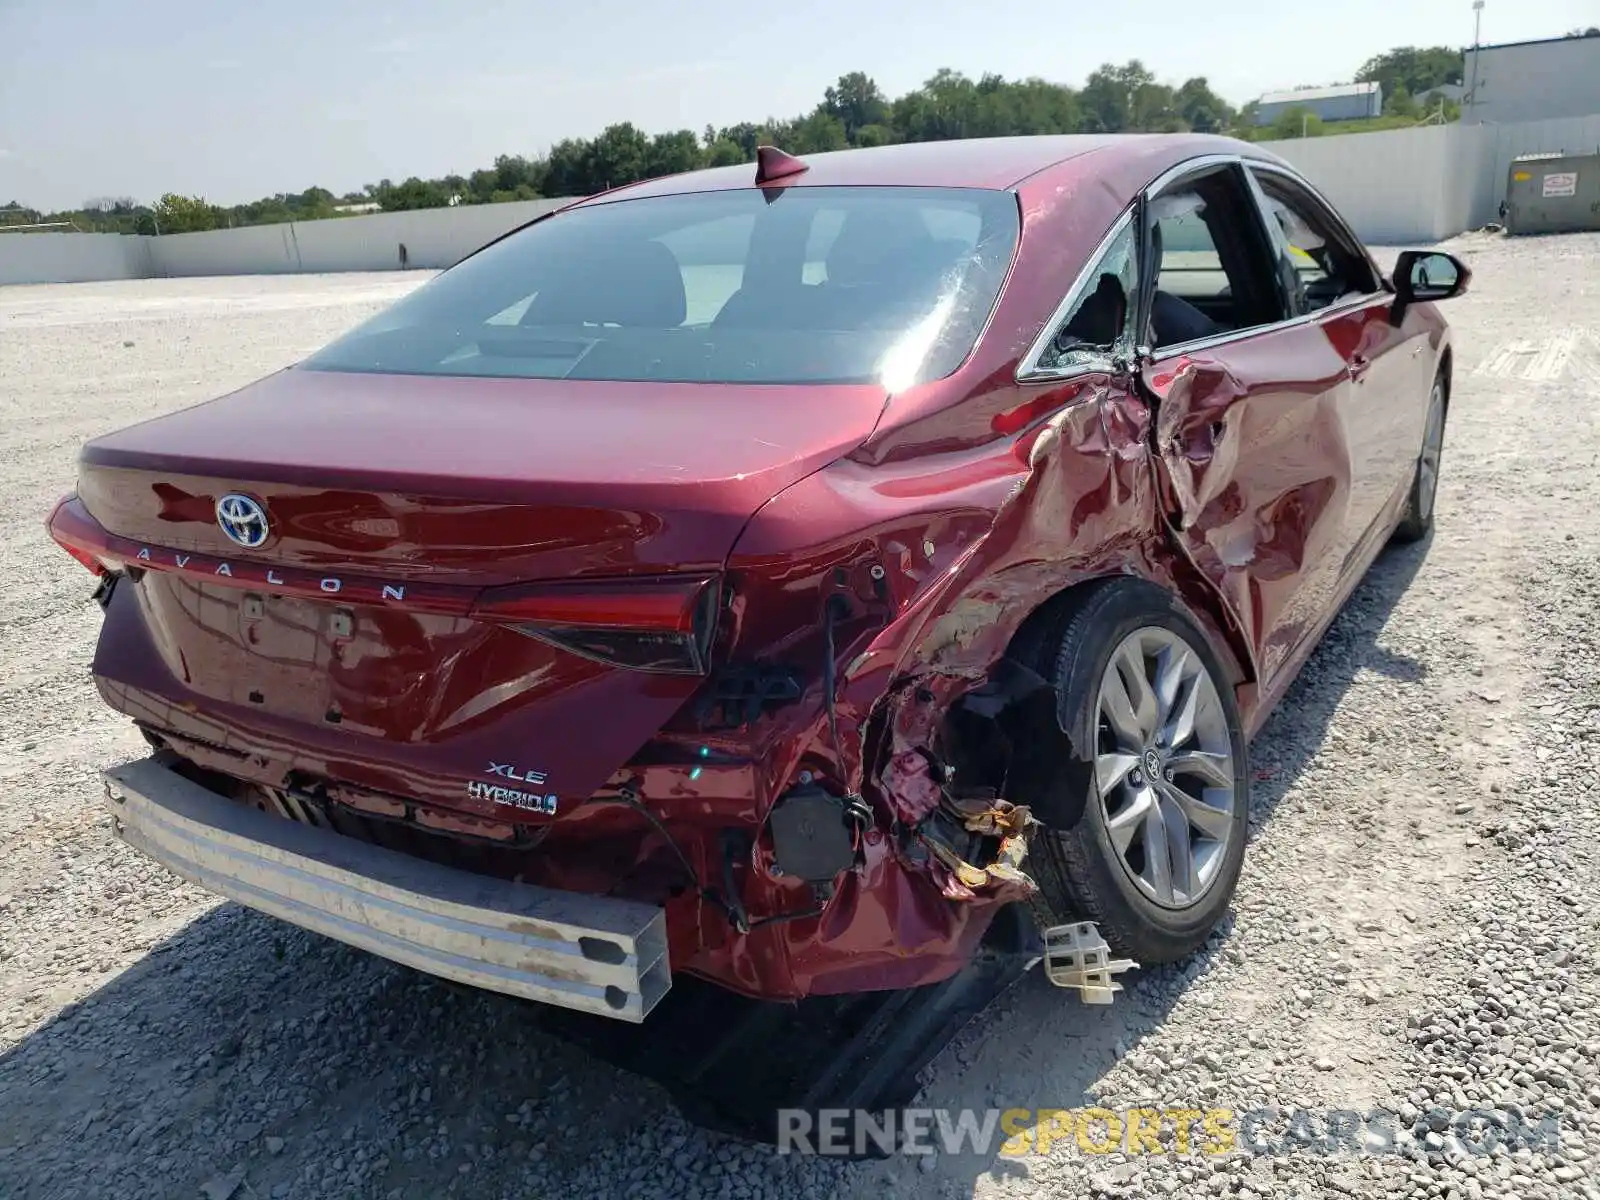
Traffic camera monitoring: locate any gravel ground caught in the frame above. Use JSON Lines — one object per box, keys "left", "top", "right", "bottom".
{"left": 2, "top": 236, "right": 1598, "bottom": 1200}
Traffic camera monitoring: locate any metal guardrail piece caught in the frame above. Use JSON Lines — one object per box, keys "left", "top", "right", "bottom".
{"left": 102, "top": 756, "right": 670, "bottom": 1022}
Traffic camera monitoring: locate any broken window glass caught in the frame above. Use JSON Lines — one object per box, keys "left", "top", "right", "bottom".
{"left": 1038, "top": 216, "right": 1139, "bottom": 372}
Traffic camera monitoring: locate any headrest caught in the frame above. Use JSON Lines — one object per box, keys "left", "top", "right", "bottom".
{"left": 825, "top": 210, "right": 942, "bottom": 287}
{"left": 521, "top": 239, "right": 686, "bottom": 327}
{"left": 1269, "top": 200, "right": 1326, "bottom": 251}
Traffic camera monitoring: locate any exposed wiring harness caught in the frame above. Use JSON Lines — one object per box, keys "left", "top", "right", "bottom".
{"left": 821, "top": 594, "right": 876, "bottom": 845}
{"left": 590, "top": 790, "right": 830, "bottom": 936}
{"left": 578, "top": 590, "right": 876, "bottom": 935}
{"left": 588, "top": 788, "right": 749, "bottom": 930}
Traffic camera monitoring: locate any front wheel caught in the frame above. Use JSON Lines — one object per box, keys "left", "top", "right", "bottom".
{"left": 1021, "top": 579, "right": 1250, "bottom": 965}
{"left": 1392, "top": 371, "right": 1447, "bottom": 543}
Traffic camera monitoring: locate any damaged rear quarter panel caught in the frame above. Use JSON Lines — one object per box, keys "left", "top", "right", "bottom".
{"left": 721, "top": 363, "right": 1243, "bottom": 993}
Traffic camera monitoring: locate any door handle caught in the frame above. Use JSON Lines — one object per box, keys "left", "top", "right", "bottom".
{"left": 1349, "top": 354, "right": 1372, "bottom": 382}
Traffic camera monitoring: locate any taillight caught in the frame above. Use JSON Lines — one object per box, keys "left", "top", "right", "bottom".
{"left": 46, "top": 494, "right": 106, "bottom": 576}
{"left": 471, "top": 575, "right": 721, "bottom": 675}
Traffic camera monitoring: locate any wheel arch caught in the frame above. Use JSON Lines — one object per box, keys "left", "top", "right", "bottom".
{"left": 1005, "top": 565, "right": 1253, "bottom": 695}
{"left": 898, "top": 565, "right": 1253, "bottom": 833}
{"left": 916, "top": 566, "right": 1253, "bottom": 916}
{"left": 1013, "top": 572, "right": 1254, "bottom": 964}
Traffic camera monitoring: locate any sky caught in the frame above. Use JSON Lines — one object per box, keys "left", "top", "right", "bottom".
{"left": 1, "top": 0, "right": 1595, "bottom": 210}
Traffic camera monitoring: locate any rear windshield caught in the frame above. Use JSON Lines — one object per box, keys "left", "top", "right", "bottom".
{"left": 302, "top": 186, "right": 1019, "bottom": 388}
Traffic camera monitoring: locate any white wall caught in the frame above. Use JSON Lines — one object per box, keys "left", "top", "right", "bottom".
{"left": 1260, "top": 115, "right": 1600, "bottom": 243}
{"left": 0, "top": 232, "right": 152, "bottom": 285}
{"left": 5, "top": 117, "right": 1600, "bottom": 287}
{"left": 146, "top": 197, "right": 568, "bottom": 278}
{"left": 1260, "top": 117, "right": 1600, "bottom": 246}
{"left": 1258, "top": 124, "right": 1463, "bottom": 244}
{"left": 1464, "top": 38, "right": 1600, "bottom": 125}
{"left": 285, "top": 200, "right": 567, "bottom": 272}
{"left": 145, "top": 222, "right": 304, "bottom": 277}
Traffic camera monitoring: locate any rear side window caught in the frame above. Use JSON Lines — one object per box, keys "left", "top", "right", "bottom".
{"left": 1035, "top": 215, "right": 1140, "bottom": 373}
{"left": 304, "top": 186, "right": 1020, "bottom": 388}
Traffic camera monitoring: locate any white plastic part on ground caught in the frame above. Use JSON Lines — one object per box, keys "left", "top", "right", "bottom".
{"left": 1041, "top": 922, "right": 1137, "bottom": 1004}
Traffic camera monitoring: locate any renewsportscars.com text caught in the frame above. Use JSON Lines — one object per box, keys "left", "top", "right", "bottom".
{"left": 775, "top": 1106, "right": 1565, "bottom": 1159}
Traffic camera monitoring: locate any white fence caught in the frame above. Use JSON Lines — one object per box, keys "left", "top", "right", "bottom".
{"left": 0, "top": 197, "right": 566, "bottom": 286}
{"left": 0, "top": 232, "right": 154, "bottom": 285}
{"left": 145, "top": 198, "right": 567, "bottom": 277}
{"left": 1260, "top": 124, "right": 1468, "bottom": 243}
{"left": 5, "top": 114, "right": 1599, "bottom": 287}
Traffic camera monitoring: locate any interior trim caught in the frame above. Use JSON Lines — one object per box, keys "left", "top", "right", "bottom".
{"left": 1143, "top": 153, "right": 1247, "bottom": 199}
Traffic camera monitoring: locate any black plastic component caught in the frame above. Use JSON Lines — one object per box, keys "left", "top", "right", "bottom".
{"left": 767, "top": 784, "right": 856, "bottom": 884}
{"left": 534, "top": 904, "right": 1040, "bottom": 1154}
{"left": 957, "top": 655, "right": 1053, "bottom": 718}
{"left": 719, "top": 829, "right": 752, "bottom": 933}
{"left": 91, "top": 572, "right": 118, "bottom": 611}
{"left": 694, "top": 664, "right": 804, "bottom": 727}
{"left": 818, "top": 594, "right": 874, "bottom": 839}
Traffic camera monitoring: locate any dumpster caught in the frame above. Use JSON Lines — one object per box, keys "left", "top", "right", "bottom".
{"left": 1503, "top": 151, "right": 1600, "bottom": 235}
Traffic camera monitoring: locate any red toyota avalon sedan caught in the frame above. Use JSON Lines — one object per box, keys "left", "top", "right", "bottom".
{"left": 48, "top": 134, "right": 1465, "bottom": 1062}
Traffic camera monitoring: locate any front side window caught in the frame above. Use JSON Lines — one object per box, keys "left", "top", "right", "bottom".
{"left": 303, "top": 186, "right": 1020, "bottom": 388}
{"left": 1145, "top": 166, "right": 1288, "bottom": 352}
{"left": 1248, "top": 168, "right": 1379, "bottom": 315}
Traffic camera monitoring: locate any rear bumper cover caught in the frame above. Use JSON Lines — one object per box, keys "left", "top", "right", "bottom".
{"left": 101, "top": 756, "right": 671, "bottom": 1021}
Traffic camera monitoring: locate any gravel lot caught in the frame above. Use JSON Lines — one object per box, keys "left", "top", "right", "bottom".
{"left": 3, "top": 236, "right": 1599, "bottom": 1200}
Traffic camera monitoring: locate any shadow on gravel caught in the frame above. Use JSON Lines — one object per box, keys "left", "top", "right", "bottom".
{"left": 0, "top": 540, "right": 1431, "bottom": 1200}
{"left": 0, "top": 902, "right": 832, "bottom": 1200}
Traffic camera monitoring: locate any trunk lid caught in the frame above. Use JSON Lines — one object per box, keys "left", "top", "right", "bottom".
{"left": 77, "top": 367, "right": 885, "bottom": 808}
{"left": 80, "top": 367, "right": 886, "bottom": 582}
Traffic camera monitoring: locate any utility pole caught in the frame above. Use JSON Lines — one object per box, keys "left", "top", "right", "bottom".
{"left": 1468, "top": 0, "right": 1485, "bottom": 121}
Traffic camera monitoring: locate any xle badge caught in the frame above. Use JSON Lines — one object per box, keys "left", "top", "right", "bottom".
{"left": 468, "top": 761, "right": 558, "bottom": 815}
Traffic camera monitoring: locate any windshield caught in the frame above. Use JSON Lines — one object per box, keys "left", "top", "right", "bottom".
{"left": 302, "top": 186, "right": 1020, "bottom": 388}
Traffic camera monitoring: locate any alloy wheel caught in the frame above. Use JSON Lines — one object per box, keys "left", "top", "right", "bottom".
{"left": 1417, "top": 381, "right": 1446, "bottom": 522}
{"left": 1094, "top": 627, "right": 1237, "bottom": 909}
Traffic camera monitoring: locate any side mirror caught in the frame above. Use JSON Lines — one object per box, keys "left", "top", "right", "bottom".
{"left": 1390, "top": 250, "right": 1471, "bottom": 324}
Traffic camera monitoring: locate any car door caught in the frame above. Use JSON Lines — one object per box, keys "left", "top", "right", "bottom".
{"left": 1244, "top": 163, "right": 1427, "bottom": 556}
{"left": 1137, "top": 159, "right": 1365, "bottom": 695}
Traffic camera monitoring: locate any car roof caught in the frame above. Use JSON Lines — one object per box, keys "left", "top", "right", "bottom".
{"left": 573, "top": 134, "right": 1275, "bottom": 205}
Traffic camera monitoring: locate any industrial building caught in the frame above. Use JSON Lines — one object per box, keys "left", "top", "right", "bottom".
{"left": 1253, "top": 82, "right": 1383, "bottom": 126}
{"left": 1463, "top": 33, "right": 1600, "bottom": 123}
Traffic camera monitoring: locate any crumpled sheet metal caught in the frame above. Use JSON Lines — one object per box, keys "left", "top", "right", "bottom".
{"left": 919, "top": 792, "right": 1037, "bottom": 902}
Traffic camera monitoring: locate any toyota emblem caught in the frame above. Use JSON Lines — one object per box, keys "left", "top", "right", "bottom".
{"left": 215, "top": 493, "right": 270, "bottom": 548}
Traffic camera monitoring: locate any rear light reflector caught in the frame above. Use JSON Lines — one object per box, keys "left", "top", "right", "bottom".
{"left": 521, "top": 626, "right": 710, "bottom": 674}
{"left": 471, "top": 576, "right": 721, "bottom": 675}
{"left": 46, "top": 495, "right": 106, "bottom": 576}
{"left": 58, "top": 541, "right": 107, "bottom": 577}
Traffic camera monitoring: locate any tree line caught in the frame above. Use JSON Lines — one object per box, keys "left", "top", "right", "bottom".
{"left": 5, "top": 46, "right": 1476, "bottom": 236}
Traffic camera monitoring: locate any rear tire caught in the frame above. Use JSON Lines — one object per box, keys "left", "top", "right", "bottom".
{"left": 1019, "top": 579, "right": 1249, "bottom": 966}
{"left": 1392, "top": 371, "right": 1447, "bottom": 543}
